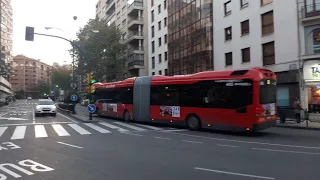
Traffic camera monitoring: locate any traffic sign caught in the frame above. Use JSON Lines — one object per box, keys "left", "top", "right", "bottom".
{"left": 87, "top": 104, "right": 96, "bottom": 113}
{"left": 70, "top": 95, "right": 78, "bottom": 101}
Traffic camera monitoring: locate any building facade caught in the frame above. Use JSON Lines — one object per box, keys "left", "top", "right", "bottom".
{"left": 213, "top": 0, "right": 300, "bottom": 108}
{"left": 11, "top": 55, "right": 52, "bottom": 98}
{"left": 148, "top": 0, "right": 168, "bottom": 76}
{"left": 96, "top": 0, "right": 148, "bottom": 77}
{"left": 167, "top": 0, "right": 213, "bottom": 76}
{"left": 0, "top": 0, "right": 13, "bottom": 97}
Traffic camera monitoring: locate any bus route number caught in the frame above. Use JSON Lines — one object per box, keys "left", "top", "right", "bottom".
{"left": 172, "top": 106, "right": 180, "bottom": 118}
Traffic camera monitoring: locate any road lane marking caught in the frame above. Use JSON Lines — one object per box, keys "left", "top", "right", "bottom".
{"left": 85, "top": 123, "right": 111, "bottom": 133}
{"left": 113, "top": 121, "right": 147, "bottom": 131}
{"left": 135, "top": 124, "right": 163, "bottom": 130}
{"left": 52, "top": 124, "right": 70, "bottom": 136}
{"left": 11, "top": 126, "right": 27, "bottom": 140}
{"left": 35, "top": 125, "right": 48, "bottom": 138}
{"left": 217, "top": 144, "right": 239, "bottom": 148}
{"left": 0, "top": 122, "right": 72, "bottom": 126}
{"left": 154, "top": 137, "right": 171, "bottom": 140}
{"left": 32, "top": 108, "right": 35, "bottom": 123}
{"left": 98, "top": 122, "right": 129, "bottom": 132}
{"left": 167, "top": 132, "right": 320, "bottom": 150}
{"left": 68, "top": 124, "right": 91, "bottom": 135}
{"left": 252, "top": 148, "right": 320, "bottom": 155}
{"left": 194, "top": 167, "right": 275, "bottom": 180}
{"left": 121, "top": 132, "right": 143, "bottom": 136}
{"left": 57, "top": 141, "right": 83, "bottom": 149}
{"left": 160, "top": 129, "right": 188, "bottom": 132}
{"left": 0, "top": 127, "right": 7, "bottom": 137}
{"left": 182, "top": 140, "right": 203, "bottom": 144}
{"left": 57, "top": 113, "right": 79, "bottom": 124}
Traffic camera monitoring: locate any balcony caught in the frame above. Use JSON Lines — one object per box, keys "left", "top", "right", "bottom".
{"left": 301, "top": 2, "right": 320, "bottom": 24}
{"left": 128, "top": 46, "right": 144, "bottom": 56}
{"left": 127, "top": 1, "right": 143, "bottom": 16}
{"left": 127, "top": 54, "right": 144, "bottom": 70}
{"left": 127, "top": 17, "right": 144, "bottom": 30}
{"left": 125, "top": 31, "right": 144, "bottom": 44}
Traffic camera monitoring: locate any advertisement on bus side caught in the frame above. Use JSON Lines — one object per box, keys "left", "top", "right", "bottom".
{"left": 262, "top": 103, "right": 276, "bottom": 116}
{"left": 102, "top": 103, "right": 117, "bottom": 112}
{"left": 160, "top": 106, "right": 180, "bottom": 118}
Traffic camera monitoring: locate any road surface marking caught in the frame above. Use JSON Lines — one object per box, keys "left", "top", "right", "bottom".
{"left": 121, "top": 132, "right": 143, "bottom": 136}
{"left": 252, "top": 148, "right": 320, "bottom": 155}
{"left": 11, "top": 126, "right": 27, "bottom": 140}
{"left": 217, "top": 144, "right": 239, "bottom": 148}
{"left": 85, "top": 123, "right": 111, "bottom": 133}
{"left": 0, "top": 127, "right": 7, "bottom": 137}
{"left": 135, "top": 124, "right": 163, "bottom": 130}
{"left": 32, "top": 108, "right": 35, "bottom": 123}
{"left": 161, "top": 129, "right": 188, "bottom": 132}
{"left": 0, "top": 122, "right": 72, "bottom": 126}
{"left": 167, "top": 132, "right": 320, "bottom": 150}
{"left": 52, "top": 124, "right": 70, "bottom": 136}
{"left": 35, "top": 125, "right": 48, "bottom": 138}
{"left": 154, "top": 137, "right": 171, "bottom": 140}
{"left": 57, "top": 141, "right": 83, "bottom": 149}
{"left": 58, "top": 113, "right": 78, "bottom": 124}
{"left": 195, "top": 167, "right": 275, "bottom": 180}
{"left": 68, "top": 124, "right": 91, "bottom": 135}
{"left": 98, "top": 122, "right": 129, "bottom": 132}
{"left": 113, "top": 121, "right": 146, "bottom": 131}
{"left": 182, "top": 140, "right": 203, "bottom": 144}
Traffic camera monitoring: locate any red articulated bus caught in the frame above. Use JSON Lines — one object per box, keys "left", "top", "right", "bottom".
{"left": 92, "top": 68, "right": 277, "bottom": 132}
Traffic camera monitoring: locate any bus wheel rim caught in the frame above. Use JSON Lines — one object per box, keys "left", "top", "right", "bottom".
{"left": 189, "top": 117, "right": 198, "bottom": 128}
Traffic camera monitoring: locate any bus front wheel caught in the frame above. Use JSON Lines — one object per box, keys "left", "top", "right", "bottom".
{"left": 186, "top": 115, "right": 201, "bottom": 131}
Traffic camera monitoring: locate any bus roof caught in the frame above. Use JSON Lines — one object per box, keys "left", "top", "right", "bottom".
{"left": 93, "top": 77, "right": 136, "bottom": 89}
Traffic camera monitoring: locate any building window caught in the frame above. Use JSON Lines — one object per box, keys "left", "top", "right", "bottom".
{"left": 151, "top": 26, "right": 155, "bottom": 38}
{"left": 152, "top": 72, "right": 155, "bottom": 75}
{"left": 158, "top": 37, "right": 162, "bottom": 46}
{"left": 151, "top": 10, "right": 154, "bottom": 22}
{"left": 158, "top": 5, "right": 161, "bottom": 14}
{"left": 262, "top": 41, "right": 275, "bottom": 66}
{"left": 225, "top": 52, "right": 233, "bottom": 66}
{"left": 241, "top": 47, "right": 250, "bottom": 63}
{"left": 159, "top": 54, "right": 162, "bottom": 63}
{"left": 225, "top": 26, "right": 232, "bottom": 41}
{"left": 164, "top": 34, "right": 168, "bottom": 43}
{"left": 164, "top": 0, "right": 167, "bottom": 9}
{"left": 152, "top": 57, "right": 155, "bottom": 69}
{"left": 241, "top": 0, "right": 249, "bottom": 8}
{"left": 164, "top": 17, "right": 167, "bottom": 27}
{"left": 151, "top": 0, "right": 154, "bottom": 7}
{"left": 164, "top": 69, "right": 168, "bottom": 75}
{"left": 152, "top": 41, "right": 155, "bottom": 53}
{"left": 158, "top": 21, "right": 161, "bottom": 30}
{"left": 241, "top": 20, "right": 249, "bottom": 35}
{"left": 224, "top": 1, "right": 231, "bottom": 16}
{"left": 261, "top": 11, "right": 274, "bottom": 35}
{"left": 164, "top": 51, "right": 168, "bottom": 61}
{"left": 261, "top": 0, "right": 273, "bottom": 6}
{"left": 159, "top": 70, "right": 162, "bottom": 75}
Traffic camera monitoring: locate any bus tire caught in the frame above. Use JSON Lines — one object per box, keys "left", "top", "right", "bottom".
{"left": 186, "top": 115, "right": 201, "bottom": 131}
{"left": 123, "top": 110, "right": 131, "bottom": 122}
{"left": 96, "top": 109, "right": 102, "bottom": 117}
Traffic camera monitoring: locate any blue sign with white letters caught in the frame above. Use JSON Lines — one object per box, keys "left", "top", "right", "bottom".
{"left": 87, "top": 104, "right": 96, "bottom": 113}
{"left": 70, "top": 95, "right": 78, "bottom": 101}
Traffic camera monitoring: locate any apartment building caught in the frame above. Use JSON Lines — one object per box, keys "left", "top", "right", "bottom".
{"left": 0, "top": 0, "right": 13, "bottom": 97}
{"left": 148, "top": 0, "right": 168, "bottom": 76}
{"left": 298, "top": 0, "right": 320, "bottom": 115}
{"left": 11, "top": 55, "right": 52, "bottom": 98}
{"left": 213, "top": 0, "right": 300, "bottom": 107}
{"left": 96, "top": 0, "right": 148, "bottom": 77}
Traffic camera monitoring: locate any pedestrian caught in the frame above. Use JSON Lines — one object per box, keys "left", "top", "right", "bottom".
{"left": 293, "top": 97, "right": 301, "bottom": 123}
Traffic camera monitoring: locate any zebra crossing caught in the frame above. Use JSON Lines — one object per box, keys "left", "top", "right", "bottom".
{"left": 0, "top": 121, "right": 166, "bottom": 140}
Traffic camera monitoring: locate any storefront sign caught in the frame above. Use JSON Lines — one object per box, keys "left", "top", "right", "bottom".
{"left": 303, "top": 60, "right": 320, "bottom": 81}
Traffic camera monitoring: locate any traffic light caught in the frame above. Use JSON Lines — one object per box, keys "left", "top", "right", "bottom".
{"left": 55, "top": 85, "right": 59, "bottom": 88}
{"left": 88, "top": 73, "right": 96, "bottom": 85}
{"left": 25, "top": 26, "right": 35, "bottom": 41}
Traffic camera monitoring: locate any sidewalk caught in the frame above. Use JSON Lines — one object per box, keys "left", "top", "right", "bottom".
{"left": 58, "top": 104, "right": 100, "bottom": 122}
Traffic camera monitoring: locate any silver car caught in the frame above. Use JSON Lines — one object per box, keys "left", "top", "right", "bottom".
{"left": 35, "top": 99, "right": 57, "bottom": 116}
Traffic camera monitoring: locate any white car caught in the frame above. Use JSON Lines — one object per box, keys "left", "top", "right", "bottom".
{"left": 27, "top": 96, "right": 32, "bottom": 100}
{"left": 35, "top": 99, "right": 56, "bottom": 117}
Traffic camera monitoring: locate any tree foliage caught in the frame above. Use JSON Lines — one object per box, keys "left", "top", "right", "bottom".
{"left": 71, "top": 19, "right": 127, "bottom": 82}
{"left": 51, "top": 67, "right": 72, "bottom": 91}
{"left": 38, "top": 80, "right": 50, "bottom": 95}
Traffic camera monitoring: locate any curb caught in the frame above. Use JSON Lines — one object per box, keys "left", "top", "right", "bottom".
{"left": 57, "top": 106, "right": 99, "bottom": 123}
{"left": 275, "top": 124, "right": 320, "bottom": 131}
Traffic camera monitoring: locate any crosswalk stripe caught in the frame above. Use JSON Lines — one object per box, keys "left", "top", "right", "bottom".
{"left": 85, "top": 123, "right": 111, "bottom": 133}
{"left": 0, "top": 127, "right": 7, "bottom": 137}
{"left": 98, "top": 122, "right": 129, "bottom": 132}
{"left": 113, "top": 122, "right": 147, "bottom": 131}
{"left": 11, "top": 126, "right": 26, "bottom": 139}
{"left": 35, "top": 125, "right": 48, "bottom": 138}
{"left": 52, "top": 124, "right": 70, "bottom": 136}
{"left": 68, "top": 124, "right": 91, "bottom": 135}
{"left": 135, "top": 124, "right": 163, "bottom": 130}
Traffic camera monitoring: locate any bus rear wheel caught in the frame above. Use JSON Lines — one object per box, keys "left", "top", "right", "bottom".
{"left": 123, "top": 110, "right": 131, "bottom": 122}
{"left": 186, "top": 115, "right": 201, "bottom": 131}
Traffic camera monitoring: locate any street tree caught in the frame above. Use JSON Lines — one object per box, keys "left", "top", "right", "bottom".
{"left": 38, "top": 80, "right": 50, "bottom": 95}
{"left": 51, "top": 67, "right": 72, "bottom": 92}
{"left": 72, "top": 19, "right": 127, "bottom": 82}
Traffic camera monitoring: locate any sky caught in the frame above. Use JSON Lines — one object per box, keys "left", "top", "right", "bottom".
{"left": 12, "top": 0, "right": 98, "bottom": 65}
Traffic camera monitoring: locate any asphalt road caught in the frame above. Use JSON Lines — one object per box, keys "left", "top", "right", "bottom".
{"left": 0, "top": 100, "right": 320, "bottom": 180}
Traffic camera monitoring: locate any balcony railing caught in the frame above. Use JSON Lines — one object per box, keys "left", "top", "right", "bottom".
{"left": 128, "top": 60, "right": 144, "bottom": 68}
{"left": 301, "top": 2, "right": 320, "bottom": 18}
{"left": 128, "top": 46, "right": 144, "bottom": 55}
{"left": 127, "top": 1, "right": 143, "bottom": 14}
{"left": 128, "top": 17, "right": 144, "bottom": 25}
{"left": 127, "top": 31, "right": 143, "bottom": 39}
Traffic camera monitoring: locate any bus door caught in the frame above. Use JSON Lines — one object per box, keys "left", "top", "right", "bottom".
{"left": 258, "top": 79, "right": 277, "bottom": 121}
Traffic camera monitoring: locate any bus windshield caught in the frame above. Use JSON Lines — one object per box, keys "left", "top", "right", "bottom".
{"left": 260, "top": 79, "right": 277, "bottom": 104}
